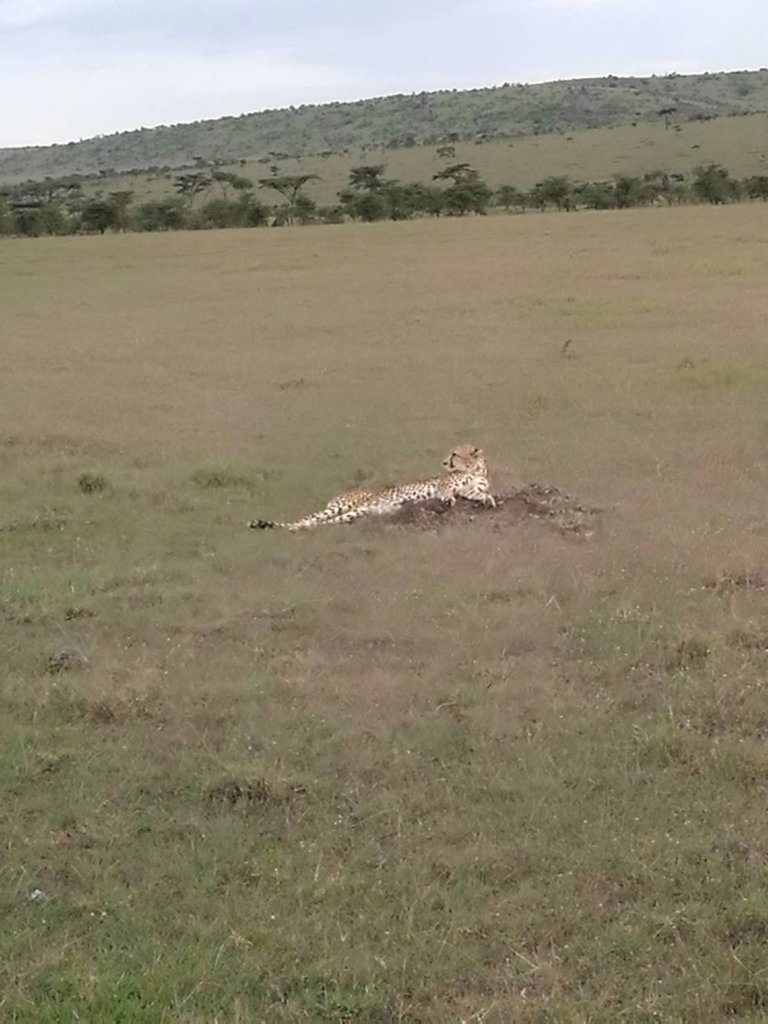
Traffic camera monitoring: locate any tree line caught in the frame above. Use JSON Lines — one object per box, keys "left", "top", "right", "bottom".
{"left": 1, "top": 162, "right": 767, "bottom": 238}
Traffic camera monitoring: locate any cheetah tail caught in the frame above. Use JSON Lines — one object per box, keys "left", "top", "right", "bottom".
{"left": 248, "top": 519, "right": 279, "bottom": 530}
{"left": 247, "top": 517, "right": 309, "bottom": 531}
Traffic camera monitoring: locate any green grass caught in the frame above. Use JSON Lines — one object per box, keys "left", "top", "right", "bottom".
{"left": 2, "top": 206, "right": 768, "bottom": 1019}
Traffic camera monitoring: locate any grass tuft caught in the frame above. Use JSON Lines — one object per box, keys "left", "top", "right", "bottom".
{"left": 77, "top": 471, "right": 109, "bottom": 494}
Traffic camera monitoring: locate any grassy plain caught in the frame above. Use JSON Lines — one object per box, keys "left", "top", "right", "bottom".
{"left": 2, "top": 205, "right": 768, "bottom": 1021}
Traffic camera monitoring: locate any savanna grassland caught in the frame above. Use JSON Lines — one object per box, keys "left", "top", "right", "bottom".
{"left": 2, "top": 206, "right": 768, "bottom": 1022}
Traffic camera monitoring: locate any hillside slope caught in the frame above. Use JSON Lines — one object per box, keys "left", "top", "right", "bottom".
{"left": 1, "top": 69, "right": 767, "bottom": 184}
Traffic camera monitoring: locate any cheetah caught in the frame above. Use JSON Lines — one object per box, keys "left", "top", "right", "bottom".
{"left": 248, "top": 443, "right": 495, "bottom": 532}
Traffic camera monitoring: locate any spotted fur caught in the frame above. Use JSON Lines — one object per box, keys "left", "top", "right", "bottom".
{"left": 248, "top": 443, "right": 495, "bottom": 532}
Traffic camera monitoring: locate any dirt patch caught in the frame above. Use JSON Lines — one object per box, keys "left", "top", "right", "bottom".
{"left": 662, "top": 637, "right": 711, "bottom": 672}
{"left": 204, "top": 776, "right": 306, "bottom": 813}
{"left": 384, "top": 483, "right": 602, "bottom": 537}
{"left": 704, "top": 571, "right": 768, "bottom": 594}
{"left": 726, "top": 629, "right": 768, "bottom": 653}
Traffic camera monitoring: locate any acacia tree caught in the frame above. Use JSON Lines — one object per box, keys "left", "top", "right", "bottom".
{"left": 339, "top": 165, "right": 411, "bottom": 221}
{"left": 577, "top": 181, "right": 618, "bottom": 210}
{"left": 495, "top": 184, "right": 526, "bottom": 212}
{"left": 338, "top": 188, "right": 387, "bottom": 221}
{"left": 136, "top": 197, "right": 187, "bottom": 231}
{"left": 693, "top": 164, "right": 737, "bottom": 204}
{"left": 259, "top": 173, "right": 318, "bottom": 224}
{"left": 173, "top": 172, "right": 212, "bottom": 205}
{"left": 745, "top": 175, "right": 768, "bottom": 201}
{"left": 404, "top": 183, "right": 445, "bottom": 217}
{"left": 535, "top": 176, "right": 574, "bottom": 211}
{"left": 348, "top": 165, "right": 386, "bottom": 191}
{"left": 613, "top": 176, "right": 646, "bottom": 209}
{"left": 0, "top": 191, "right": 11, "bottom": 235}
{"left": 80, "top": 198, "right": 115, "bottom": 234}
{"left": 108, "top": 190, "right": 134, "bottom": 231}
{"left": 433, "top": 164, "right": 492, "bottom": 215}
{"left": 211, "top": 171, "right": 253, "bottom": 200}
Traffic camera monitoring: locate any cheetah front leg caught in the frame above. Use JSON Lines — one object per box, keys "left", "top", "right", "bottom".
{"left": 461, "top": 485, "right": 496, "bottom": 508}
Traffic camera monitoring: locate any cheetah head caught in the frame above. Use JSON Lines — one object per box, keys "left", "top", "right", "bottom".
{"left": 443, "top": 443, "right": 486, "bottom": 472}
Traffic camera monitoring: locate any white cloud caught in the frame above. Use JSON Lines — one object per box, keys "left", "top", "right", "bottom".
{"left": 0, "top": 0, "right": 90, "bottom": 27}
{"left": 1, "top": 0, "right": 767, "bottom": 147}
{"left": 0, "top": 48, "right": 365, "bottom": 146}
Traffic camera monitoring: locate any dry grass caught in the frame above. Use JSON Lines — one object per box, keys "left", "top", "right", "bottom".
{"left": 2, "top": 205, "right": 768, "bottom": 1021}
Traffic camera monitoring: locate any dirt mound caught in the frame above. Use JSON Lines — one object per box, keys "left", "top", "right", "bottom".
{"left": 385, "top": 483, "right": 602, "bottom": 536}
{"left": 704, "top": 571, "right": 768, "bottom": 594}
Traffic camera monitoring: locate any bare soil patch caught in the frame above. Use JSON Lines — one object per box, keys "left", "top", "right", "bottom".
{"left": 385, "top": 482, "right": 602, "bottom": 537}
{"left": 704, "top": 571, "right": 768, "bottom": 594}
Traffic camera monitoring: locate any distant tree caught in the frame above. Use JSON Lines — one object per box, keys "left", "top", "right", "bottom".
{"left": 11, "top": 205, "right": 44, "bottom": 237}
{"left": 241, "top": 196, "right": 270, "bottom": 226}
{"left": 317, "top": 205, "right": 345, "bottom": 224}
{"left": 211, "top": 170, "right": 253, "bottom": 199}
{"left": 745, "top": 175, "right": 768, "bottom": 200}
{"left": 432, "top": 163, "right": 478, "bottom": 185}
{"left": 0, "top": 192, "right": 11, "bottom": 235}
{"left": 293, "top": 193, "right": 318, "bottom": 225}
{"left": 80, "top": 198, "right": 116, "bottom": 234}
{"left": 640, "top": 171, "right": 680, "bottom": 205}
{"left": 173, "top": 172, "right": 212, "bottom": 205}
{"left": 32, "top": 177, "right": 81, "bottom": 204}
{"left": 379, "top": 181, "right": 418, "bottom": 220}
{"left": 348, "top": 165, "right": 387, "bottom": 191}
{"left": 495, "top": 184, "right": 526, "bottom": 211}
{"left": 692, "top": 164, "right": 737, "bottom": 204}
{"left": 78, "top": 190, "right": 134, "bottom": 234}
{"left": 444, "top": 179, "right": 492, "bottom": 215}
{"left": 577, "top": 181, "right": 618, "bottom": 210}
{"left": 258, "top": 173, "right": 318, "bottom": 224}
{"left": 339, "top": 166, "right": 416, "bottom": 221}
{"left": 527, "top": 183, "right": 548, "bottom": 212}
{"left": 433, "top": 163, "right": 492, "bottom": 215}
{"left": 197, "top": 198, "right": 244, "bottom": 229}
{"left": 533, "top": 176, "right": 574, "bottom": 211}
{"left": 338, "top": 188, "right": 388, "bottom": 222}
{"left": 9, "top": 190, "right": 70, "bottom": 235}
{"left": 664, "top": 182, "right": 693, "bottom": 205}
{"left": 613, "top": 175, "right": 646, "bottom": 208}
{"left": 108, "top": 190, "right": 134, "bottom": 231}
{"left": 404, "top": 183, "right": 445, "bottom": 217}
{"left": 195, "top": 192, "right": 267, "bottom": 229}
{"left": 11, "top": 181, "right": 46, "bottom": 207}
{"left": 136, "top": 197, "right": 187, "bottom": 231}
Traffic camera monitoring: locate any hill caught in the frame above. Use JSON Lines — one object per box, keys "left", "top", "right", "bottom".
{"left": 59, "top": 112, "right": 768, "bottom": 212}
{"left": 1, "top": 69, "right": 768, "bottom": 184}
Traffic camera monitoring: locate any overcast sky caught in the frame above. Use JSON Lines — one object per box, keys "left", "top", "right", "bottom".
{"left": 1, "top": 0, "right": 766, "bottom": 148}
